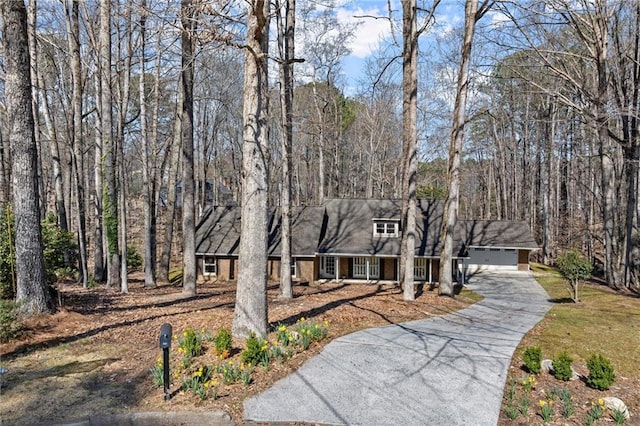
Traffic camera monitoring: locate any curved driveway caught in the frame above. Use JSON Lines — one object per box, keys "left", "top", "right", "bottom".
{"left": 244, "top": 272, "right": 552, "bottom": 425}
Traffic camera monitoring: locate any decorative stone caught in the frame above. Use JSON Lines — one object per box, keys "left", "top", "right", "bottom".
{"left": 540, "top": 359, "right": 581, "bottom": 380}
{"left": 569, "top": 366, "right": 581, "bottom": 381}
{"left": 603, "top": 397, "right": 630, "bottom": 420}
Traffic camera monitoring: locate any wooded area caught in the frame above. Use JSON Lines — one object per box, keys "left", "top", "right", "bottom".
{"left": 1, "top": 0, "right": 639, "bottom": 327}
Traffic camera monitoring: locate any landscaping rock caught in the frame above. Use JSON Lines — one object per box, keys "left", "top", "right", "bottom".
{"left": 603, "top": 397, "right": 630, "bottom": 420}
{"left": 541, "top": 359, "right": 553, "bottom": 374}
{"left": 540, "top": 359, "right": 581, "bottom": 380}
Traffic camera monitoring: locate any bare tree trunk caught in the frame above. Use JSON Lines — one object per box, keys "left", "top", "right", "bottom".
{"left": 233, "top": 0, "right": 270, "bottom": 338}
{"left": 181, "top": 0, "right": 197, "bottom": 296}
{"left": 2, "top": 0, "right": 54, "bottom": 314}
{"left": 30, "top": 2, "right": 68, "bottom": 231}
{"left": 401, "top": 0, "right": 418, "bottom": 300}
{"left": 0, "top": 131, "right": 7, "bottom": 210}
{"left": 139, "top": 2, "right": 156, "bottom": 288}
{"left": 439, "top": 0, "right": 484, "bottom": 296}
{"left": 93, "top": 69, "right": 105, "bottom": 282}
{"left": 277, "top": 0, "right": 295, "bottom": 299}
{"left": 67, "top": 0, "right": 89, "bottom": 288}
{"left": 101, "top": 0, "right": 119, "bottom": 288}
{"left": 158, "top": 83, "right": 183, "bottom": 283}
{"left": 119, "top": 125, "right": 128, "bottom": 294}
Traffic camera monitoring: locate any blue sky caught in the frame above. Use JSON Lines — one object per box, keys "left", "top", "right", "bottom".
{"left": 335, "top": 0, "right": 467, "bottom": 93}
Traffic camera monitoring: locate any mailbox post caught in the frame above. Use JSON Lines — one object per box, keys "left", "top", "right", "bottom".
{"left": 159, "top": 323, "right": 172, "bottom": 400}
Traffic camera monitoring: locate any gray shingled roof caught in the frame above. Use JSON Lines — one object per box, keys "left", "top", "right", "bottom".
{"left": 194, "top": 199, "right": 538, "bottom": 258}
{"left": 459, "top": 220, "right": 539, "bottom": 250}
{"left": 195, "top": 205, "right": 325, "bottom": 257}
{"left": 317, "top": 198, "right": 454, "bottom": 257}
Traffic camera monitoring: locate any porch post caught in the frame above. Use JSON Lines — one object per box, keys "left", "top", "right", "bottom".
{"left": 428, "top": 258, "right": 432, "bottom": 283}
{"left": 366, "top": 258, "right": 370, "bottom": 281}
{"left": 335, "top": 256, "right": 339, "bottom": 281}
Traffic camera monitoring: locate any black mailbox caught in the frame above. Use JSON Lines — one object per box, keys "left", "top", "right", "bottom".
{"left": 159, "top": 323, "right": 172, "bottom": 349}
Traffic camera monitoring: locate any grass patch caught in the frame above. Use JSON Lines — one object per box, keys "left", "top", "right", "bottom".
{"left": 520, "top": 264, "right": 640, "bottom": 378}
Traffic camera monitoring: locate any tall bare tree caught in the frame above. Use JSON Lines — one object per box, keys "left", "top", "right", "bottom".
{"left": 439, "top": 0, "right": 492, "bottom": 296}
{"left": 181, "top": 0, "right": 197, "bottom": 296}
{"left": 159, "top": 81, "right": 183, "bottom": 283}
{"left": 2, "top": 0, "right": 54, "bottom": 314}
{"left": 139, "top": 0, "right": 156, "bottom": 288}
{"left": 401, "top": 0, "right": 419, "bottom": 301}
{"left": 100, "top": 0, "right": 120, "bottom": 287}
{"left": 233, "top": 0, "right": 270, "bottom": 338}
{"left": 276, "top": 0, "right": 296, "bottom": 299}
{"left": 66, "top": 0, "right": 89, "bottom": 288}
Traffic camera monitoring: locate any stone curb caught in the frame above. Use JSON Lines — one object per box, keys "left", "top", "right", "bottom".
{"left": 54, "top": 410, "right": 233, "bottom": 426}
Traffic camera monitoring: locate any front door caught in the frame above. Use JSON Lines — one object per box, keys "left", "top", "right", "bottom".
{"left": 320, "top": 256, "right": 336, "bottom": 278}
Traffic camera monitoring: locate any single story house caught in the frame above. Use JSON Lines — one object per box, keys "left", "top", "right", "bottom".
{"left": 194, "top": 198, "right": 538, "bottom": 284}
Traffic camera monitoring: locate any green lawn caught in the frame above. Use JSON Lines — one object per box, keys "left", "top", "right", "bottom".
{"left": 523, "top": 264, "right": 640, "bottom": 377}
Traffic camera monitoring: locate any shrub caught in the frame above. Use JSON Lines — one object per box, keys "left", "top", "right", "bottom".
{"left": 0, "top": 207, "right": 15, "bottom": 299}
{"left": 586, "top": 353, "right": 616, "bottom": 390}
{"left": 523, "top": 346, "right": 542, "bottom": 374}
{"left": 126, "top": 246, "right": 143, "bottom": 269}
{"left": 552, "top": 352, "right": 574, "bottom": 381}
{"left": 0, "top": 300, "right": 22, "bottom": 342}
{"left": 241, "top": 332, "right": 269, "bottom": 366}
{"left": 556, "top": 248, "right": 593, "bottom": 302}
{"left": 41, "top": 213, "right": 78, "bottom": 281}
{"left": 1, "top": 209, "right": 78, "bottom": 298}
{"left": 213, "top": 328, "right": 233, "bottom": 358}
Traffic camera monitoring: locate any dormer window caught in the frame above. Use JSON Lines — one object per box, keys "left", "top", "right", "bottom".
{"left": 373, "top": 219, "right": 399, "bottom": 237}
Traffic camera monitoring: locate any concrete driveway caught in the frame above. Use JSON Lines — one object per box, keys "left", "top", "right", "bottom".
{"left": 244, "top": 272, "right": 552, "bottom": 425}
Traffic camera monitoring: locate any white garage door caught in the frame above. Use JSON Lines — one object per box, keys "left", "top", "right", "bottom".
{"left": 466, "top": 247, "right": 518, "bottom": 271}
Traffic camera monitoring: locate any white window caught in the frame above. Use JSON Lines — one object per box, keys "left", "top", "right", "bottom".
{"left": 353, "top": 257, "right": 367, "bottom": 278}
{"left": 369, "top": 257, "right": 380, "bottom": 278}
{"left": 203, "top": 256, "right": 216, "bottom": 276}
{"left": 373, "top": 221, "right": 399, "bottom": 237}
{"left": 353, "top": 257, "right": 379, "bottom": 279}
{"left": 291, "top": 260, "right": 297, "bottom": 278}
{"left": 414, "top": 258, "right": 427, "bottom": 280}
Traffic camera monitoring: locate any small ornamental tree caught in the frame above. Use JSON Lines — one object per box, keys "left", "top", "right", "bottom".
{"left": 556, "top": 249, "right": 593, "bottom": 303}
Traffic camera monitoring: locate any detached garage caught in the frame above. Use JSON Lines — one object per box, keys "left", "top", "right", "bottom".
{"left": 460, "top": 220, "right": 538, "bottom": 273}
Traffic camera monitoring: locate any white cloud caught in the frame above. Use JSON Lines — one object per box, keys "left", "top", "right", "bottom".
{"left": 337, "top": 5, "right": 395, "bottom": 58}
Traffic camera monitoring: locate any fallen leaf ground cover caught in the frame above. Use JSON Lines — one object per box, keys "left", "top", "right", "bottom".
{"left": 0, "top": 276, "right": 474, "bottom": 425}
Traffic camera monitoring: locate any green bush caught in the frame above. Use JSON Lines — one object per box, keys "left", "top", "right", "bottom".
{"left": 0, "top": 299, "right": 23, "bottom": 342}
{"left": 241, "top": 332, "right": 269, "bottom": 366}
{"left": 0, "top": 207, "right": 16, "bottom": 299}
{"left": 41, "top": 213, "right": 78, "bottom": 281}
{"left": 552, "top": 352, "right": 574, "bottom": 381}
{"left": 1, "top": 209, "right": 78, "bottom": 298}
{"left": 126, "top": 246, "right": 142, "bottom": 269}
{"left": 586, "top": 353, "right": 616, "bottom": 390}
{"left": 213, "top": 328, "right": 232, "bottom": 358}
{"left": 522, "top": 346, "right": 542, "bottom": 374}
